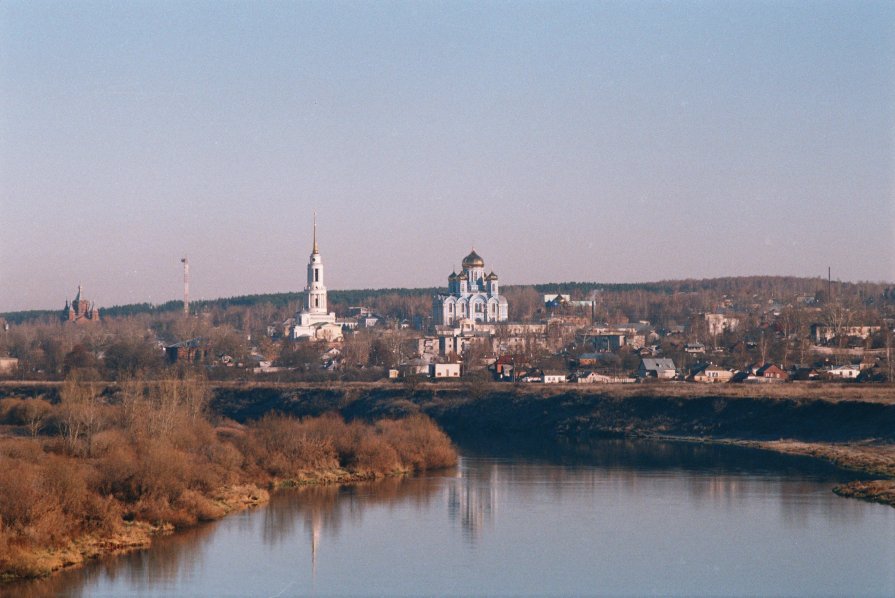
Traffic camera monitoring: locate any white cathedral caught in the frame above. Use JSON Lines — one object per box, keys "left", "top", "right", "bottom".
{"left": 293, "top": 217, "right": 342, "bottom": 341}
{"left": 433, "top": 250, "right": 509, "bottom": 325}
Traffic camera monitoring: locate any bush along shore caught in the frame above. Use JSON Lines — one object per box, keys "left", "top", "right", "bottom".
{"left": 0, "top": 375, "right": 456, "bottom": 582}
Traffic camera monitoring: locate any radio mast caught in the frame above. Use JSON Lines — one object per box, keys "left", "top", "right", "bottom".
{"left": 181, "top": 257, "right": 190, "bottom": 315}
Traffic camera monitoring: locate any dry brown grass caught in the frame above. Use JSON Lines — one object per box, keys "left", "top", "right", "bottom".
{"left": 0, "top": 377, "right": 457, "bottom": 581}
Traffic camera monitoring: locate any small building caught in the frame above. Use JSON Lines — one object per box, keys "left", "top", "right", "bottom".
{"left": 756, "top": 363, "right": 789, "bottom": 381}
{"left": 692, "top": 364, "right": 733, "bottom": 383}
{"left": 827, "top": 364, "right": 861, "bottom": 379}
{"left": 637, "top": 358, "right": 677, "bottom": 380}
{"left": 542, "top": 371, "right": 568, "bottom": 384}
{"left": 684, "top": 342, "right": 706, "bottom": 355}
{"left": 165, "top": 338, "right": 210, "bottom": 363}
{"left": 432, "top": 363, "right": 461, "bottom": 379}
{"left": 592, "top": 334, "right": 625, "bottom": 352}
{"left": 570, "top": 370, "right": 634, "bottom": 384}
{"left": 399, "top": 359, "right": 431, "bottom": 378}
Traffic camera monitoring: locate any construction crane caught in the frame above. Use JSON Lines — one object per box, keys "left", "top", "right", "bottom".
{"left": 181, "top": 257, "right": 189, "bottom": 316}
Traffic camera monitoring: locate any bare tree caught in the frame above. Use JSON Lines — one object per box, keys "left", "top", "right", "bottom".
{"left": 58, "top": 374, "right": 103, "bottom": 456}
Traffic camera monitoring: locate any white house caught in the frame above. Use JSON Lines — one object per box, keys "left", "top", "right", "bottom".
{"left": 542, "top": 371, "right": 568, "bottom": 384}
{"left": 432, "top": 363, "right": 461, "bottom": 379}
{"left": 827, "top": 364, "right": 861, "bottom": 379}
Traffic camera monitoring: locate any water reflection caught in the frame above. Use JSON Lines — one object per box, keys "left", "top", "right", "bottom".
{"left": 2, "top": 514, "right": 221, "bottom": 598}
{"left": 7, "top": 439, "right": 893, "bottom": 597}
{"left": 448, "top": 460, "right": 498, "bottom": 543}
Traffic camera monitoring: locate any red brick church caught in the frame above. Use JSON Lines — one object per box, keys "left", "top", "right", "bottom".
{"left": 62, "top": 285, "right": 100, "bottom": 323}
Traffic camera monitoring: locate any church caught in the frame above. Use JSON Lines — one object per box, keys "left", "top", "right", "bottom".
{"left": 292, "top": 217, "right": 342, "bottom": 341}
{"left": 433, "top": 250, "right": 508, "bottom": 325}
{"left": 62, "top": 285, "right": 100, "bottom": 324}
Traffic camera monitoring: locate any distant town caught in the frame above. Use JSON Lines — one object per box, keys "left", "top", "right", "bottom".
{"left": 1, "top": 221, "right": 893, "bottom": 386}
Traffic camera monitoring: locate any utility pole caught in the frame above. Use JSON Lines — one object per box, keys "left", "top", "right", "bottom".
{"left": 181, "top": 257, "right": 190, "bottom": 316}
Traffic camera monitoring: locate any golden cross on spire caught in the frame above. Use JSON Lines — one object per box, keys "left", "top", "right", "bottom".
{"left": 313, "top": 210, "right": 318, "bottom": 254}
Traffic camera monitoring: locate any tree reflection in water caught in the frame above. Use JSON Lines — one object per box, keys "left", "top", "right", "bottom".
{"left": 1, "top": 517, "right": 221, "bottom": 598}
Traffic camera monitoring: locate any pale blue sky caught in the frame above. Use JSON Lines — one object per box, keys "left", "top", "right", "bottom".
{"left": 2, "top": 1, "right": 893, "bottom": 312}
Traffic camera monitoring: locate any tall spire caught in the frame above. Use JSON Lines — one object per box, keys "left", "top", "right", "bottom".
{"left": 312, "top": 211, "right": 318, "bottom": 254}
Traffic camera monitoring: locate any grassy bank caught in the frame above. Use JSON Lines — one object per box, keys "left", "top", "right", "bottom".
{"left": 0, "top": 377, "right": 456, "bottom": 582}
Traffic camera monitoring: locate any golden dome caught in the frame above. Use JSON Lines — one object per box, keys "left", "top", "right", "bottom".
{"left": 486, "top": 271, "right": 499, "bottom": 280}
{"left": 462, "top": 250, "right": 485, "bottom": 269}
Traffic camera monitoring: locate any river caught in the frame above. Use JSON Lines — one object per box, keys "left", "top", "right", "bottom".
{"left": 9, "top": 439, "right": 895, "bottom": 596}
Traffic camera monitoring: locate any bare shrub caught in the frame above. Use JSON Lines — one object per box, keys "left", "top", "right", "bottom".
{"left": 377, "top": 415, "right": 457, "bottom": 471}
{"left": 247, "top": 414, "right": 339, "bottom": 477}
{"left": 351, "top": 433, "right": 400, "bottom": 475}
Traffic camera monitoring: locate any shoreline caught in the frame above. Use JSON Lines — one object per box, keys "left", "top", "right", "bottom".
{"left": 644, "top": 435, "right": 895, "bottom": 507}
{"left": 3, "top": 380, "right": 894, "bottom": 584}
{"left": 4, "top": 436, "right": 893, "bottom": 587}
{"left": 0, "top": 467, "right": 430, "bottom": 585}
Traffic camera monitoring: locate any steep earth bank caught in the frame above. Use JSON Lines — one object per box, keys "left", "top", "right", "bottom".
{"left": 211, "top": 382, "right": 895, "bottom": 506}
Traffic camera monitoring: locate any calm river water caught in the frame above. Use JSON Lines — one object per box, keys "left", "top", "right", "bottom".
{"left": 10, "top": 439, "right": 895, "bottom": 597}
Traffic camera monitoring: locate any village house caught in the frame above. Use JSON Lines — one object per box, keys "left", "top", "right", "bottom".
{"left": 637, "top": 358, "right": 677, "bottom": 380}
{"left": 492, "top": 355, "right": 524, "bottom": 381}
{"left": 570, "top": 370, "right": 634, "bottom": 384}
{"left": 165, "top": 338, "right": 210, "bottom": 364}
{"left": 581, "top": 332, "right": 625, "bottom": 352}
{"left": 691, "top": 364, "right": 733, "bottom": 383}
{"left": 541, "top": 371, "right": 568, "bottom": 384}
{"left": 827, "top": 364, "right": 862, "bottom": 379}
{"left": 756, "top": 363, "right": 789, "bottom": 381}
{"left": 399, "top": 358, "right": 431, "bottom": 378}
{"left": 432, "top": 363, "right": 461, "bottom": 379}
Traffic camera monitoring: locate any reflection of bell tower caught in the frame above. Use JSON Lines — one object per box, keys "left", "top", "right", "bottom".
{"left": 448, "top": 457, "right": 497, "bottom": 543}
{"left": 310, "top": 510, "right": 321, "bottom": 580}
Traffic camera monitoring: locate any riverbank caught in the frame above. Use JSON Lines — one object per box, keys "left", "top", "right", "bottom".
{"left": 0, "top": 483, "right": 269, "bottom": 583}
{"left": 2, "top": 377, "right": 893, "bottom": 584}
{"left": 0, "top": 379, "right": 457, "bottom": 583}
{"left": 206, "top": 381, "right": 895, "bottom": 508}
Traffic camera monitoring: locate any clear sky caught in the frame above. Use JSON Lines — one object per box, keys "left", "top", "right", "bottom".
{"left": 2, "top": 1, "right": 893, "bottom": 312}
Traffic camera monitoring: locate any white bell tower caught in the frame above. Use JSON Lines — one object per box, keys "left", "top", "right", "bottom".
{"left": 307, "top": 213, "right": 327, "bottom": 314}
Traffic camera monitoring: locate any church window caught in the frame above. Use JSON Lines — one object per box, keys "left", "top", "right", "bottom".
{"left": 315, "top": 269, "right": 319, "bottom": 282}
{"left": 315, "top": 297, "right": 319, "bottom": 307}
